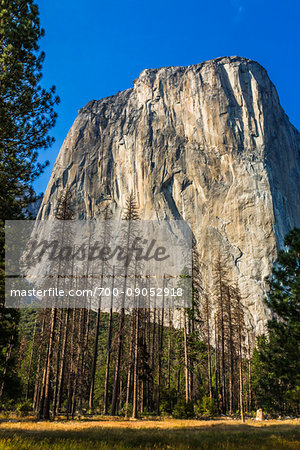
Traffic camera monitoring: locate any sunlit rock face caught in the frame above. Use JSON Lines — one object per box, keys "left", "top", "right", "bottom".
{"left": 37, "top": 56, "right": 300, "bottom": 334}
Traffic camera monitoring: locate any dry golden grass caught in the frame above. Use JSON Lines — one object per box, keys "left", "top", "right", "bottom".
{"left": 1, "top": 417, "right": 299, "bottom": 431}
{"left": 0, "top": 417, "right": 299, "bottom": 449}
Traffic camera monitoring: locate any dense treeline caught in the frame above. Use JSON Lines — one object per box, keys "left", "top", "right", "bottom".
{"left": 1, "top": 191, "right": 298, "bottom": 419}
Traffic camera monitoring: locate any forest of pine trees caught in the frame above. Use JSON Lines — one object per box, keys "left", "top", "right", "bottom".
{"left": 3, "top": 191, "right": 298, "bottom": 421}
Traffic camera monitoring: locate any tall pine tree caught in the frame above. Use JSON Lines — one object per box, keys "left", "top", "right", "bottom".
{"left": 253, "top": 228, "right": 300, "bottom": 413}
{"left": 0, "top": 0, "right": 59, "bottom": 406}
{"left": 0, "top": 0, "right": 59, "bottom": 219}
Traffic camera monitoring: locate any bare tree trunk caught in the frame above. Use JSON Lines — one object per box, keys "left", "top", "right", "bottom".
{"left": 177, "top": 368, "right": 181, "bottom": 397}
{"left": 189, "top": 314, "right": 194, "bottom": 401}
{"left": 71, "top": 308, "right": 85, "bottom": 418}
{"left": 39, "top": 201, "right": 73, "bottom": 419}
{"left": 25, "top": 317, "right": 37, "bottom": 400}
{"left": 247, "top": 332, "right": 252, "bottom": 413}
{"left": 132, "top": 306, "right": 140, "bottom": 418}
{"left": 110, "top": 306, "right": 125, "bottom": 415}
{"left": 125, "top": 353, "right": 132, "bottom": 417}
{"left": 39, "top": 307, "right": 57, "bottom": 420}
{"left": 214, "top": 315, "right": 219, "bottom": 412}
{"left": 167, "top": 315, "right": 171, "bottom": 390}
{"left": 215, "top": 265, "right": 227, "bottom": 414}
{"left": 119, "top": 377, "right": 123, "bottom": 412}
{"left": 151, "top": 299, "right": 156, "bottom": 412}
{"left": 183, "top": 310, "right": 190, "bottom": 403}
{"left": 78, "top": 295, "right": 91, "bottom": 412}
{"left": 156, "top": 277, "right": 165, "bottom": 415}
{"left": 111, "top": 196, "right": 139, "bottom": 414}
{"left": 53, "top": 309, "right": 63, "bottom": 416}
{"left": 33, "top": 314, "right": 46, "bottom": 411}
{"left": 103, "top": 269, "right": 115, "bottom": 415}
{"left": 206, "top": 296, "right": 213, "bottom": 399}
{"left": 237, "top": 293, "right": 245, "bottom": 423}
{"left": 111, "top": 239, "right": 129, "bottom": 416}
{"left": 57, "top": 307, "right": 70, "bottom": 412}
{"left": 156, "top": 309, "right": 162, "bottom": 416}
{"left": 145, "top": 297, "right": 151, "bottom": 413}
{"left": 239, "top": 356, "right": 245, "bottom": 422}
{"left": 125, "top": 308, "right": 135, "bottom": 417}
{"left": 66, "top": 307, "right": 76, "bottom": 419}
{"left": 227, "top": 287, "right": 234, "bottom": 415}
{"left": 220, "top": 300, "right": 226, "bottom": 413}
{"left": 89, "top": 303, "right": 101, "bottom": 411}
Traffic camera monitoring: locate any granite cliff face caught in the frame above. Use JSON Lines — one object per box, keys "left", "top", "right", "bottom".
{"left": 37, "top": 56, "right": 300, "bottom": 334}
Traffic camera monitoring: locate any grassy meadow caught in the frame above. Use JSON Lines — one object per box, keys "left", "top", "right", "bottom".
{"left": 0, "top": 418, "right": 299, "bottom": 449}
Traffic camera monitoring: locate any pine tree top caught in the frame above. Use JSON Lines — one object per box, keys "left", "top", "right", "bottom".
{"left": 55, "top": 189, "right": 74, "bottom": 220}
{"left": 123, "top": 192, "right": 140, "bottom": 220}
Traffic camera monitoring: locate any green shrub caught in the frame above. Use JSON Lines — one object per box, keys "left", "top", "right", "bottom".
{"left": 16, "top": 400, "right": 32, "bottom": 417}
{"left": 194, "top": 400, "right": 202, "bottom": 417}
{"left": 201, "top": 396, "right": 218, "bottom": 418}
{"left": 160, "top": 388, "right": 177, "bottom": 415}
{"left": 172, "top": 399, "right": 194, "bottom": 419}
{"left": 119, "top": 403, "right": 133, "bottom": 417}
{"left": 0, "top": 399, "right": 15, "bottom": 413}
{"left": 160, "top": 400, "right": 172, "bottom": 415}
{"left": 194, "top": 396, "right": 218, "bottom": 418}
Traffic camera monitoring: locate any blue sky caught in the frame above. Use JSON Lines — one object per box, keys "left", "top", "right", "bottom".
{"left": 34, "top": 0, "right": 300, "bottom": 193}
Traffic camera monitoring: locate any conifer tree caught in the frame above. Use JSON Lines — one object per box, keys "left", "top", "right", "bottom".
{"left": 0, "top": 0, "right": 59, "bottom": 406}
{"left": 38, "top": 189, "right": 74, "bottom": 419}
{"left": 253, "top": 228, "right": 300, "bottom": 413}
{"left": 0, "top": 0, "right": 60, "bottom": 221}
{"left": 110, "top": 192, "right": 140, "bottom": 415}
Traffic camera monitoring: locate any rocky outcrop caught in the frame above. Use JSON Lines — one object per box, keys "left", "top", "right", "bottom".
{"left": 37, "top": 56, "right": 300, "bottom": 334}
